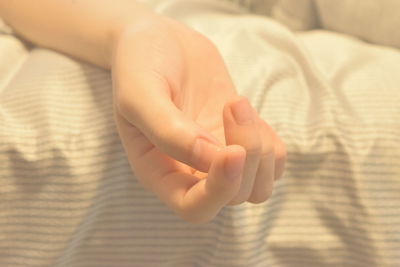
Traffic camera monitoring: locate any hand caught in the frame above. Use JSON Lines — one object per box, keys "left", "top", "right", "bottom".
{"left": 111, "top": 15, "right": 286, "bottom": 223}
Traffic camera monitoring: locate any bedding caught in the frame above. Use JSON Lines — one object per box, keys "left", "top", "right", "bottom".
{"left": 1, "top": 0, "right": 400, "bottom": 266}
{"left": 270, "top": 0, "right": 400, "bottom": 49}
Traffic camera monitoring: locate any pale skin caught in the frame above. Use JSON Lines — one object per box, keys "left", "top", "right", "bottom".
{"left": 0, "top": 0, "right": 286, "bottom": 223}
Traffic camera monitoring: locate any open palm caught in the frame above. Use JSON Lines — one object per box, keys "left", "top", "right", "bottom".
{"left": 111, "top": 16, "right": 286, "bottom": 223}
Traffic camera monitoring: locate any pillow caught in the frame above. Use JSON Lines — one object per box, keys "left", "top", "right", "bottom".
{"left": 271, "top": 0, "right": 400, "bottom": 49}
{"left": 271, "top": 0, "right": 319, "bottom": 30}
{"left": 315, "top": 0, "right": 400, "bottom": 49}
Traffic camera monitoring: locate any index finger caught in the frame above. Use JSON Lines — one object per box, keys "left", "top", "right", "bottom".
{"left": 158, "top": 145, "right": 246, "bottom": 223}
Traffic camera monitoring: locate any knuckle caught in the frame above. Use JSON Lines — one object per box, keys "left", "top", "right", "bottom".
{"left": 245, "top": 144, "right": 262, "bottom": 157}
{"left": 157, "top": 119, "right": 189, "bottom": 146}
{"left": 248, "top": 188, "right": 273, "bottom": 204}
{"left": 276, "top": 145, "right": 287, "bottom": 162}
{"left": 159, "top": 119, "right": 184, "bottom": 139}
{"left": 261, "top": 143, "right": 275, "bottom": 159}
{"left": 243, "top": 132, "right": 263, "bottom": 157}
{"left": 228, "top": 193, "right": 250, "bottom": 206}
{"left": 275, "top": 138, "right": 287, "bottom": 162}
{"left": 115, "top": 94, "right": 142, "bottom": 127}
{"left": 115, "top": 94, "right": 132, "bottom": 117}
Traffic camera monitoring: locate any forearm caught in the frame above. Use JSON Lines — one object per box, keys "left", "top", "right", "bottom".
{"left": 0, "top": 0, "right": 156, "bottom": 68}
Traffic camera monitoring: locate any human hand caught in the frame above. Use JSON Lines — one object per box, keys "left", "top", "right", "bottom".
{"left": 111, "top": 15, "right": 286, "bottom": 223}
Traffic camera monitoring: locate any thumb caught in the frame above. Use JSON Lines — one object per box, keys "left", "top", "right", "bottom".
{"left": 115, "top": 76, "right": 221, "bottom": 172}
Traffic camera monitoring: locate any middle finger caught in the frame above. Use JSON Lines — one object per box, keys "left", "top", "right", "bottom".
{"left": 223, "top": 97, "right": 262, "bottom": 205}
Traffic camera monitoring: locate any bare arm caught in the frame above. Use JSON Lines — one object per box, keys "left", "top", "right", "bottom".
{"left": 0, "top": 0, "right": 154, "bottom": 67}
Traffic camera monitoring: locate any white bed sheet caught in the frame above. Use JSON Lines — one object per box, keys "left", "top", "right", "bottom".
{"left": 1, "top": 1, "right": 399, "bottom": 266}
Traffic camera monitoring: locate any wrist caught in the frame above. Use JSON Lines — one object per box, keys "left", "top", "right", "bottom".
{"left": 108, "top": 4, "right": 163, "bottom": 67}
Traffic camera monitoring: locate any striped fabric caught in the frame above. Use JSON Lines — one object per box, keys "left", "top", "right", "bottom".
{"left": 1, "top": 0, "right": 400, "bottom": 266}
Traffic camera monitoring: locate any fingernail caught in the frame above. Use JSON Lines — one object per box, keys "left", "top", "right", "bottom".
{"left": 192, "top": 138, "right": 221, "bottom": 171}
{"left": 224, "top": 153, "right": 244, "bottom": 180}
{"left": 231, "top": 98, "right": 254, "bottom": 125}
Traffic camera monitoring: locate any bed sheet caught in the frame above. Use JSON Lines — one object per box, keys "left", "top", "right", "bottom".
{"left": 1, "top": 1, "right": 400, "bottom": 266}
